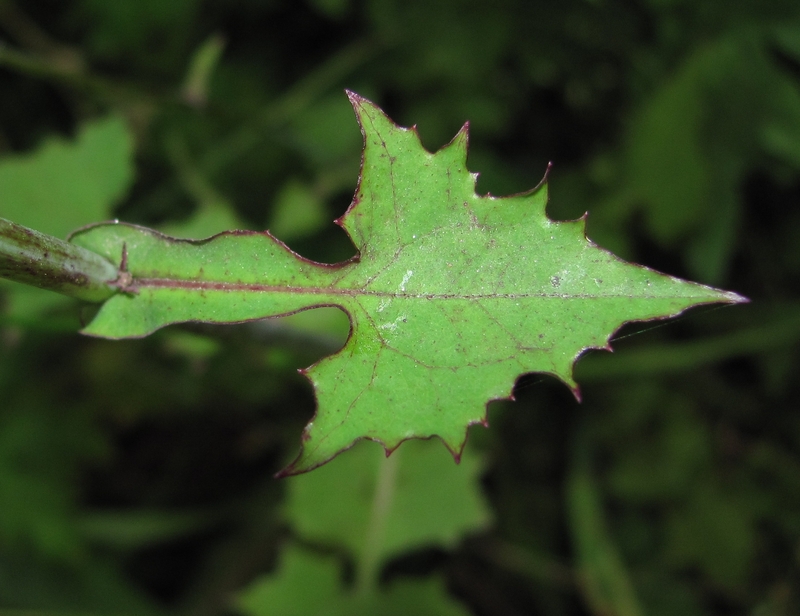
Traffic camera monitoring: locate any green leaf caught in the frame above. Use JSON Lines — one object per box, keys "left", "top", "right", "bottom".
{"left": 286, "top": 439, "right": 488, "bottom": 569}
{"left": 69, "top": 92, "right": 745, "bottom": 473}
{"left": 240, "top": 441, "right": 482, "bottom": 615}
{"left": 0, "top": 404, "right": 107, "bottom": 563}
{"left": 0, "top": 115, "right": 134, "bottom": 239}
{"left": 596, "top": 30, "right": 800, "bottom": 283}
{"left": 237, "top": 545, "right": 470, "bottom": 616}
{"left": 237, "top": 547, "right": 343, "bottom": 616}
{"left": 567, "top": 425, "right": 644, "bottom": 616}
{"left": 268, "top": 178, "right": 328, "bottom": 241}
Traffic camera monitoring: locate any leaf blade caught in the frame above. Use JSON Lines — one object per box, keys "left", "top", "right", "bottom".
{"left": 70, "top": 93, "right": 746, "bottom": 474}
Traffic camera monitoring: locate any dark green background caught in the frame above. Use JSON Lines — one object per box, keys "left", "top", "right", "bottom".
{"left": 1, "top": 0, "right": 799, "bottom": 614}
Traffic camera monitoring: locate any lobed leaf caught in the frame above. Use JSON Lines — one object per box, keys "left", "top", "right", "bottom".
{"left": 69, "top": 92, "right": 746, "bottom": 474}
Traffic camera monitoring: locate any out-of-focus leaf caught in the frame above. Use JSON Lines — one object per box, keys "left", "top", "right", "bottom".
{"left": 598, "top": 31, "right": 800, "bottom": 282}
{"left": 0, "top": 395, "right": 108, "bottom": 562}
{"left": 237, "top": 545, "right": 469, "bottom": 616}
{"left": 0, "top": 282, "right": 82, "bottom": 330}
{"left": 289, "top": 93, "right": 364, "bottom": 166}
{"left": 268, "top": 178, "right": 327, "bottom": 241}
{"left": 568, "top": 427, "right": 644, "bottom": 616}
{"left": 237, "top": 546, "right": 342, "bottom": 616}
{"left": 0, "top": 115, "right": 134, "bottom": 238}
{"left": 160, "top": 329, "right": 221, "bottom": 360}
{"left": 0, "top": 115, "right": 133, "bottom": 322}
{"left": 286, "top": 438, "right": 488, "bottom": 567}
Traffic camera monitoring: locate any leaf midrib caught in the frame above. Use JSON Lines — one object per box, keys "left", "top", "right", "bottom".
{"left": 128, "top": 277, "right": 709, "bottom": 301}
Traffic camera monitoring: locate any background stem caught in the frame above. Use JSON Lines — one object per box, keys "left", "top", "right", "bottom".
{"left": 355, "top": 446, "right": 401, "bottom": 597}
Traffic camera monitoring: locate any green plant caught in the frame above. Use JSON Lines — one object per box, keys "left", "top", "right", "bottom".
{"left": 1, "top": 3, "right": 797, "bottom": 615}
{"left": 0, "top": 92, "right": 745, "bottom": 476}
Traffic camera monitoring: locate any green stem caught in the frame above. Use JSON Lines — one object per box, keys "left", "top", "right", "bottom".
{"left": 577, "top": 311, "right": 800, "bottom": 380}
{"left": 355, "top": 446, "right": 401, "bottom": 597}
{"left": 202, "top": 37, "right": 380, "bottom": 174}
{"left": 567, "top": 420, "right": 643, "bottom": 616}
{"left": 0, "top": 218, "right": 119, "bottom": 301}
{"left": 0, "top": 44, "right": 158, "bottom": 115}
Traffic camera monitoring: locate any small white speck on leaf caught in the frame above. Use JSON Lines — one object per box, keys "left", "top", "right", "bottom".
{"left": 379, "top": 314, "right": 407, "bottom": 332}
{"left": 400, "top": 270, "right": 413, "bottom": 291}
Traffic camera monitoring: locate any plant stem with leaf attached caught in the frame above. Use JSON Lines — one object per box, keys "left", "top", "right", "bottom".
{"left": 0, "top": 218, "right": 119, "bottom": 301}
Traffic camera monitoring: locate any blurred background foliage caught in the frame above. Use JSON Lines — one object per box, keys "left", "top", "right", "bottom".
{"left": 0, "top": 0, "right": 798, "bottom": 614}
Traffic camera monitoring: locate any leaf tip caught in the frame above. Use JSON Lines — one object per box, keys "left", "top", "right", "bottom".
{"left": 454, "top": 121, "right": 470, "bottom": 144}
{"left": 346, "top": 89, "right": 384, "bottom": 126}
{"left": 273, "top": 451, "right": 316, "bottom": 479}
{"left": 685, "top": 285, "right": 749, "bottom": 308}
{"left": 442, "top": 120, "right": 470, "bottom": 159}
{"left": 522, "top": 162, "right": 553, "bottom": 197}
{"left": 272, "top": 467, "right": 293, "bottom": 480}
{"left": 344, "top": 88, "right": 364, "bottom": 106}
{"left": 541, "top": 161, "right": 553, "bottom": 185}
{"left": 721, "top": 290, "right": 750, "bottom": 304}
